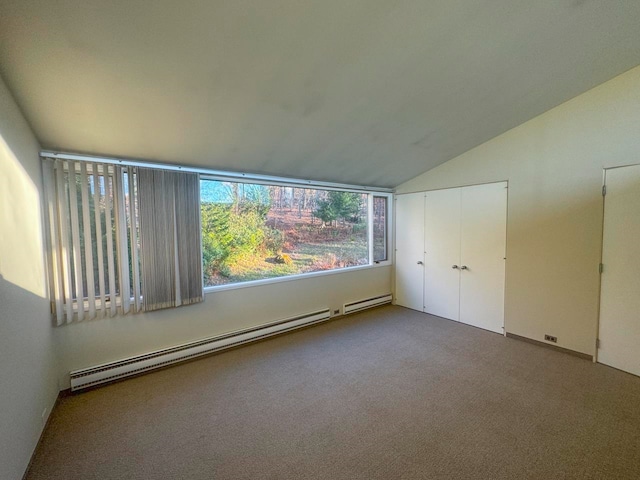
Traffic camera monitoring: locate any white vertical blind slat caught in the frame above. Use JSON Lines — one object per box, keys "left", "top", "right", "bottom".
{"left": 67, "top": 161, "right": 85, "bottom": 321}
{"left": 43, "top": 162, "right": 64, "bottom": 325}
{"left": 114, "top": 166, "right": 131, "bottom": 314}
{"left": 55, "top": 161, "right": 74, "bottom": 323}
{"left": 80, "top": 162, "right": 96, "bottom": 319}
{"left": 103, "top": 164, "right": 118, "bottom": 317}
{"left": 128, "top": 169, "right": 141, "bottom": 312}
{"left": 92, "top": 165, "right": 107, "bottom": 316}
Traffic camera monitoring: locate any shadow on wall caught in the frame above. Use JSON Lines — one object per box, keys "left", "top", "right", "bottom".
{"left": 0, "top": 273, "right": 52, "bottom": 360}
{"left": 0, "top": 274, "right": 56, "bottom": 480}
{"left": 0, "top": 77, "right": 61, "bottom": 480}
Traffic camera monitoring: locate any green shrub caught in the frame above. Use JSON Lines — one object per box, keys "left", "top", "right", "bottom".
{"left": 264, "top": 228, "right": 285, "bottom": 255}
{"left": 201, "top": 200, "right": 274, "bottom": 281}
{"left": 313, "top": 191, "right": 363, "bottom": 225}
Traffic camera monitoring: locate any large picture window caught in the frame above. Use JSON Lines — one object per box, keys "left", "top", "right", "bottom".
{"left": 201, "top": 179, "right": 389, "bottom": 288}
{"left": 42, "top": 153, "right": 392, "bottom": 321}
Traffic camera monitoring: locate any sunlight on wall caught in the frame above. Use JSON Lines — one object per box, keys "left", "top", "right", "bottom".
{"left": 0, "top": 134, "right": 47, "bottom": 297}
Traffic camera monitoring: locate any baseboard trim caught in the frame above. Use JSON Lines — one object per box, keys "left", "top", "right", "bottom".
{"left": 506, "top": 333, "right": 593, "bottom": 361}
{"left": 70, "top": 309, "right": 333, "bottom": 392}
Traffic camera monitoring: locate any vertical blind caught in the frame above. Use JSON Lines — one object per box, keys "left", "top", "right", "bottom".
{"left": 43, "top": 160, "right": 139, "bottom": 324}
{"left": 137, "top": 168, "right": 203, "bottom": 311}
{"left": 43, "top": 159, "right": 203, "bottom": 324}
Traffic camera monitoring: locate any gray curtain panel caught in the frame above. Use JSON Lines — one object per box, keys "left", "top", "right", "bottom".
{"left": 137, "top": 168, "right": 203, "bottom": 311}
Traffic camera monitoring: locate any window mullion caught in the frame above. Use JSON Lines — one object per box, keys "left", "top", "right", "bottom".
{"left": 367, "top": 194, "right": 374, "bottom": 265}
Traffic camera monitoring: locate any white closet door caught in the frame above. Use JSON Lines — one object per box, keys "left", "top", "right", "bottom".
{"left": 395, "top": 193, "right": 425, "bottom": 311}
{"left": 598, "top": 165, "right": 640, "bottom": 376}
{"left": 459, "top": 182, "right": 507, "bottom": 334}
{"left": 424, "top": 188, "right": 461, "bottom": 321}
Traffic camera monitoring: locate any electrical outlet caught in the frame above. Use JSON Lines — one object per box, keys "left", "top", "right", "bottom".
{"left": 333, "top": 309, "right": 340, "bottom": 316}
{"left": 544, "top": 334, "right": 557, "bottom": 343}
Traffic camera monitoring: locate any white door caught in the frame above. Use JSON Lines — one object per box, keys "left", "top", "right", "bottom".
{"left": 459, "top": 182, "right": 507, "bottom": 334}
{"left": 395, "top": 193, "right": 425, "bottom": 311}
{"left": 598, "top": 165, "right": 640, "bottom": 376}
{"left": 424, "top": 188, "right": 461, "bottom": 321}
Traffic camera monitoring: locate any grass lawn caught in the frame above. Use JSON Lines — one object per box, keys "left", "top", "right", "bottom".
{"left": 207, "top": 239, "right": 368, "bottom": 285}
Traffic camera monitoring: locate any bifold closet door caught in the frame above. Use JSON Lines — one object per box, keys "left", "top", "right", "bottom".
{"left": 598, "top": 164, "right": 640, "bottom": 377}
{"left": 424, "top": 188, "right": 461, "bottom": 321}
{"left": 459, "top": 182, "right": 507, "bottom": 334}
{"left": 395, "top": 192, "right": 425, "bottom": 311}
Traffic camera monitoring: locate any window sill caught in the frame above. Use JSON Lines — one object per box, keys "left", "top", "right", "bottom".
{"left": 203, "top": 261, "right": 391, "bottom": 295}
{"left": 56, "top": 262, "right": 392, "bottom": 318}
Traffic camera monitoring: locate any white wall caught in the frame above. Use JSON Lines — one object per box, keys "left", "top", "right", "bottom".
{"left": 397, "top": 65, "right": 640, "bottom": 356}
{"left": 0, "top": 75, "right": 59, "bottom": 480}
{"left": 55, "top": 266, "right": 391, "bottom": 387}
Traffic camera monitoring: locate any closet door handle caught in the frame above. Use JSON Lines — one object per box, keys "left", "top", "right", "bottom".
{"left": 460, "top": 265, "right": 468, "bottom": 270}
{"left": 451, "top": 265, "right": 459, "bottom": 269}
{"left": 417, "top": 261, "right": 424, "bottom": 265}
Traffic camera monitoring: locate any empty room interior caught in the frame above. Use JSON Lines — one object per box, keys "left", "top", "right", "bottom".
{"left": 2, "top": 1, "right": 640, "bottom": 479}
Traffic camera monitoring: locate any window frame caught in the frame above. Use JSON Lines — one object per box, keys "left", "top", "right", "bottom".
{"left": 40, "top": 151, "right": 394, "bottom": 304}
{"left": 199, "top": 175, "right": 393, "bottom": 294}
{"left": 371, "top": 194, "right": 390, "bottom": 264}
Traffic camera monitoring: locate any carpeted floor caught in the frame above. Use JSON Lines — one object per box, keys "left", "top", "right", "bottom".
{"left": 27, "top": 306, "right": 640, "bottom": 479}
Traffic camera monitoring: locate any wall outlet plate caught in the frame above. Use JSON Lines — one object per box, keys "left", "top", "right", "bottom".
{"left": 544, "top": 334, "right": 558, "bottom": 343}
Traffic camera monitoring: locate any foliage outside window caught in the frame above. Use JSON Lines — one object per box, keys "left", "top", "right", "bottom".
{"left": 201, "top": 180, "right": 388, "bottom": 287}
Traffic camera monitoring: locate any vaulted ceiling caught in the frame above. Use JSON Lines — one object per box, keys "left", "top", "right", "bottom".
{"left": 1, "top": 0, "right": 640, "bottom": 187}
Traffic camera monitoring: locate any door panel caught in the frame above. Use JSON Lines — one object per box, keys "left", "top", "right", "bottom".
{"left": 395, "top": 193, "right": 425, "bottom": 311}
{"left": 424, "top": 188, "right": 461, "bottom": 321}
{"left": 459, "top": 182, "right": 507, "bottom": 334}
{"left": 599, "top": 165, "right": 640, "bottom": 376}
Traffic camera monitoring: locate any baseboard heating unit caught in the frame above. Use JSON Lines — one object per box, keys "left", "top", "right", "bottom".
{"left": 343, "top": 294, "right": 392, "bottom": 314}
{"left": 70, "top": 308, "right": 331, "bottom": 391}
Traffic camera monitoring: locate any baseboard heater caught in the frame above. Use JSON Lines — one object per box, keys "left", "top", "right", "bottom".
{"left": 343, "top": 294, "right": 392, "bottom": 314}
{"left": 70, "top": 308, "right": 331, "bottom": 392}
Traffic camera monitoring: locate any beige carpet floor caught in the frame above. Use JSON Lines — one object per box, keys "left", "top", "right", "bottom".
{"left": 27, "top": 306, "right": 640, "bottom": 479}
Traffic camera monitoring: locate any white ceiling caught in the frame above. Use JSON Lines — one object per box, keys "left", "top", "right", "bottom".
{"left": 1, "top": 1, "right": 640, "bottom": 187}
